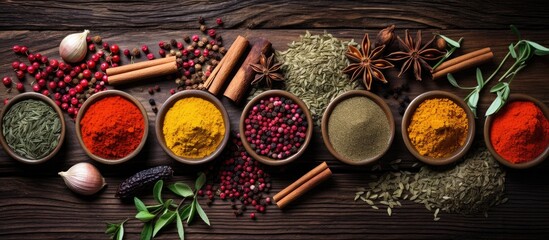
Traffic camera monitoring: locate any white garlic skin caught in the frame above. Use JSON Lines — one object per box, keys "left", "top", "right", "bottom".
{"left": 59, "top": 29, "right": 90, "bottom": 63}
{"left": 58, "top": 162, "right": 106, "bottom": 196}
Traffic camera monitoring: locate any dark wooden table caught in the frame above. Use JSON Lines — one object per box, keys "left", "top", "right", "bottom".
{"left": 1, "top": 1, "right": 549, "bottom": 239}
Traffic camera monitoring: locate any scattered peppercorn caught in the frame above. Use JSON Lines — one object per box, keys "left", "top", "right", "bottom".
{"left": 148, "top": 87, "right": 154, "bottom": 95}
{"left": 198, "top": 16, "right": 205, "bottom": 24}
{"left": 149, "top": 98, "right": 156, "bottom": 106}
{"left": 92, "top": 35, "right": 102, "bottom": 44}
{"left": 204, "top": 133, "right": 272, "bottom": 220}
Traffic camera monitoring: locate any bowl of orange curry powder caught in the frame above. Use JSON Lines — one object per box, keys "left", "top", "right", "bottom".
{"left": 76, "top": 90, "right": 148, "bottom": 164}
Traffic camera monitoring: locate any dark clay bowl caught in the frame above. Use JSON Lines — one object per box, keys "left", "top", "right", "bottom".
{"left": 0, "top": 92, "right": 66, "bottom": 164}
{"left": 239, "top": 90, "right": 313, "bottom": 166}
{"left": 401, "top": 90, "right": 476, "bottom": 166}
{"left": 484, "top": 94, "right": 549, "bottom": 169}
{"left": 156, "top": 90, "right": 230, "bottom": 165}
{"left": 75, "top": 90, "right": 149, "bottom": 165}
{"left": 321, "top": 90, "right": 395, "bottom": 166}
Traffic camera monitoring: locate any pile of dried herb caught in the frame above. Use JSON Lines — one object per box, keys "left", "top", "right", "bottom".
{"left": 355, "top": 147, "right": 507, "bottom": 220}
{"left": 263, "top": 31, "right": 361, "bottom": 125}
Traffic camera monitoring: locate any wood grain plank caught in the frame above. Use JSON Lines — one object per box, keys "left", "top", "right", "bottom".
{"left": 0, "top": 1, "right": 548, "bottom": 30}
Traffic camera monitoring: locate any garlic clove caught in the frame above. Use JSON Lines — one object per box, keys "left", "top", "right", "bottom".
{"left": 59, "top": 29, "right": 90, "bottom": 63}
{"left": 59, "top": 162, "right": 106, "bottom": 196}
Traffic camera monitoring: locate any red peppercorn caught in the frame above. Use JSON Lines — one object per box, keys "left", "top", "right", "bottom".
{"left": 48, "top": 81, "right": 57, "bottom": 90}
{"left": 12, "top": 61, "right": 20, "bottom": 69}
{"left": 159, "top": 49, "right": 166, "bottom": 57}
{"left": 41, "top": 56, "right": 48, "bottom": 64}
{"left": 192, "top": 35, "right": 200, "bottom": 42}
{"left": 16, "top": 70, "right": 25, "bottom": 80}
{"left": 20, "top": 46, "right": 28, "bottom": 54}
{"left": 216, "top": 18, "right": 223, "bottom": 25}
{"left": 170, "top": 88, "right": 176, "bottom": 95}
{"left": 250, "top": 213, "right": 256, "bottom": 220}
{"left": 3, "top": 98, "right": 9, "bottom": 105}
{"left": 100, "top": 62, "right": 109, "bottom": 72}
{"left": 61, "top": 102, "right": 69, "bottom": 110}
{"left": 88, "top": 44, "right": 96, "bottom": 52}
{"left": 177, "top": 42, "right": 184, "bottom": 49}
{"left": 58, "top": 80, "right": 66, "bottom": 89}
{"left": 12, "top": 45, "right": 21, "bottom": 53}
{"left": 147, "top": 53, "right": 155, "bottom": 60}
{"left": 110, "top": 44, "right": 120, "bottom": 54}
{"left": 2, "top": 77, "right": 12, "bottom": 87}
{"left": 102, "top": 42, "right": 109, "bottom": 49}
{"left": 82, "top": 69, "right": 92, "bottom": 79}
{"left": 42, "top": 89, "right": 49, "bottom": 96}
{"left": 158, "top": 41, "right": 165, "bottom": 49}
{"left": 94, "top": 72, "right": 104, "bottom": 80}
{"left": 141, "top": 45, "right": 149, "bottom": 53}
{"left": 123, "top": 49, "right": 130, "bottom": 57}
{"left": 16, "top": 82, "right": 24, "bottom": 92}
{"left": 18, "top": 63, "right": 27, "bottom": 71}
{"left": 208, "top": 29, "right": 216, "bottom": 37}
{"left": 87, "top": 60, "right": 96, "bottom": 69}
{"left": 32, "top": 84, "right": 41, "bottom": 92}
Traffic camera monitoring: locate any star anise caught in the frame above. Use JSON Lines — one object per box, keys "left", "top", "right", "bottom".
{"left": 249, "top": 53, "right": 284, "bottom": 88}
{"left": 386, "top": 30, "right": 445, "bottom": 81}
{"left": 343, "top": 33, "right": 394, "bottom": 90}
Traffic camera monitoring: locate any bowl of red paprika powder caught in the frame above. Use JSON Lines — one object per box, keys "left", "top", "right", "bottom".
{"left": 76, "top": 90, "right": 149, "bottom": 165}
{"left": 484, "top": 94, "right": 549, "bottom": 169}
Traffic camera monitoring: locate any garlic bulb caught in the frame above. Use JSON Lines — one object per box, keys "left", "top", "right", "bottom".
{"left": 59, "top": 29, "right": 90, "bottom": 63}
{"left": 59, "top": 162, "right": 106, "bottom": 195}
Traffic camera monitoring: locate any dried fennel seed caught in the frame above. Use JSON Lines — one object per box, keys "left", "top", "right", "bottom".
{"left": 354, "top": 147, "right": 507, "bottom": 220}
{"left": 249, "top": 31, "right": 362, "bottom": 126}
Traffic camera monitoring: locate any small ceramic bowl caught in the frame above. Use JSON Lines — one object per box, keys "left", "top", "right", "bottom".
{"left": 321, "top": 90, "right": 395, "bottom": 165}
{"left": 76, "top": 90, "right": 149, "bottom": 165}
{"left": 484, "top": 94, "right": 549, "bottom": 169}
{"left": 239, "top": 90, "right": 313, "bottom": 166}
{"left": 0, "top": 92, "right": 66, "bottom": 164}
{"left": 401, "top": 90, "right": 475, "bottom": 166}
{"left": 156, "top": 90, "right": 230, "bottom": 165}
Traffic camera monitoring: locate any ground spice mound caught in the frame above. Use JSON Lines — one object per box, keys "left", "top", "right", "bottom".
{"left": 407, "top": 98, "right": 468, "bottom": 158}
{"left": 490, "top": 101, "right": 549, "bottom": 163}
{"left": 80, "top": 96, "right": 144, "bottom": 159}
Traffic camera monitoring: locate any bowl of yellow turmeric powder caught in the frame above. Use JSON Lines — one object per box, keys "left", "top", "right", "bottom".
{"left": 401, "top": 90, "right": 475, "bottom": 165}
{"left": 156, "top": 90, "right": 230, "bottom": 165}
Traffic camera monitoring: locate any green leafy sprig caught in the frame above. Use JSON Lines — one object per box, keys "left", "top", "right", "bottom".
{"left": 106, "top": 173, "right": 209, "bottom": 240}
{"left": 432, "top": 34, "right": 464, "bottom": 70}
{"left": 447, "top": 25, "right": 549, "bottom": 117}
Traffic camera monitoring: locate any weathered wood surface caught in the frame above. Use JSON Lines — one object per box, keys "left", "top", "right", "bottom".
{"left": 1, "top": 1, "right": 549, "bottom": 239}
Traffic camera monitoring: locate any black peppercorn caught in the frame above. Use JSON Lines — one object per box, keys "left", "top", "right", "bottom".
{"left": 149, "top": 98, "right": 156, "bottom": 106}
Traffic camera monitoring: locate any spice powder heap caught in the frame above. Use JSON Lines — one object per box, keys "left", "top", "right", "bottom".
{"left": 163, "top": 97, "right": 225, "bottom": 159}
{"left": 328, "top": 96, "right": 391, "bottom": 161}
{"left": 2, "top": 99, "right": 62, "bottom": 160}
{"left": 80, "top": 96, "right": 144, "bottom": 159}
{"left": 407, "top": 98, "right": 468, "bottom": 158}
{"left": 490, "top": 101, "right": 549, "bottom": 163}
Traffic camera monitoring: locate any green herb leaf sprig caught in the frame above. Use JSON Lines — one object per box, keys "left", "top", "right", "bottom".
{"left": 446, "top": 25, "right": 549, "bottom": 117}
{"left": 432, "top": 34, "right": 464, "bottom": 70}
{"left": 106, "top": 173, "right": 210, "bottom": 240}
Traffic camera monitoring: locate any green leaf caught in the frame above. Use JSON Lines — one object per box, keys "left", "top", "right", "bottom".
{"left": 195, "top": 173, "right": 206, "bottom": 191}
{"left": 438, "top": 34, "right": 461, "bottom": 48}
{"left": 117, "top": 222, "right": 124, "bottom": 240}
{"left": 140, "top": 222, "right": 153, "bottom": 240}
{"left": 169, "top": 183, "right": 194, "bottom": 198}
{"left": 476, "top": 68, "right": 484, "bottom": 88}
{"left": 136, "top": 211, "right": 156, "bottom": 222}
{"left": 176, "top": 211, "right": 185, "bottom": 240}
{"left": 486, "top": 95, "right": 503, "bottom": 116}
{"left": 468, "top": 91, "right": 479, "bottom": 109}
{"left": 490, "top": 82, "right": 507, "bottom": 93}
{"left": 179, "top": 204, "right": 192, "bottom": 220}
{"left": 146, "top": 204, "right": 163, "bottom": 212}
{"left": 509, "top": 43, "right": 517, "bottom": 59}
{"left": 105, "top": 223, "right": 119, "bottom": 234}
{"left": 510, "top": 25, "right": 521, "bottom": 40}
{"left": 134, "top": 197, "right": 147, "bottom": 213}
{"left": 194, "top": 199, "right": 210, "bottom": 226}
{"left": 153, "top": 180, "right": 164, "bottom": 204}
{"left": 525, "top": 40, "right": 549, "bottom": 55}
{"left": 447, "top": 73, "right": 476, "bottom": 90}
{"left": 153, "top": 210, "right": 176, "bottom": 237}
{"left": 502, "top": 85, "right": 511, "bottom": 101}
{"left": 187, "top": 199, "right": 197, "bottom": 224}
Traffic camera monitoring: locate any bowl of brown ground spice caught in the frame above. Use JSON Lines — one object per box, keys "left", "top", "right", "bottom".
{"left": 401, "top": 90, "right": 475, "bottom": 165}
{"left": 321, "top": 90, "right": 395, "bottom": 165}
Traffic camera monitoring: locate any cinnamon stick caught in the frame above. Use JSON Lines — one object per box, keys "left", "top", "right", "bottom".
{"left": 223, "top": 38, "right": 272, "bottom": 103}
{"left": 274, "top": 162, "right": 332, "bottom": 209}
{"left": 432, "top": 51, "right": 494, "bottom": 80}
{"left": 433, "top": 48, "right": 491, "bottom": 73}
{"left": 106, "top": 56, "right": 176, "bottom": 76}
{"left": 206, "top": 35, "right": 249, "bottom": 95}
{"left": 107, "top": 61, "right": 178, "bottom": 85}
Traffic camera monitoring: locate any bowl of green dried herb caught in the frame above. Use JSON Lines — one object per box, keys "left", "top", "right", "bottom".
{"left": 0, "top": 92, "right": 66, "bottom": 164}
{"left": 321, "top": 90, "right": 395, "bottom": 165}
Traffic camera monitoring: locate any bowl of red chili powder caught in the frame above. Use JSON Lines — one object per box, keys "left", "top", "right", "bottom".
{"left": 76, "top": 90, "right": 148, "bottom": 164}
{"left": 484, "top": 94, "right": 549, "bottom": 169}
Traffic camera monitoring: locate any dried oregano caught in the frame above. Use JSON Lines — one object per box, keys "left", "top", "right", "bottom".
{"left": 249, "top": 31, "right": 362, "bottom": 126}
{"left": 355, "top": 147, "right": 507, "bottom": 220}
